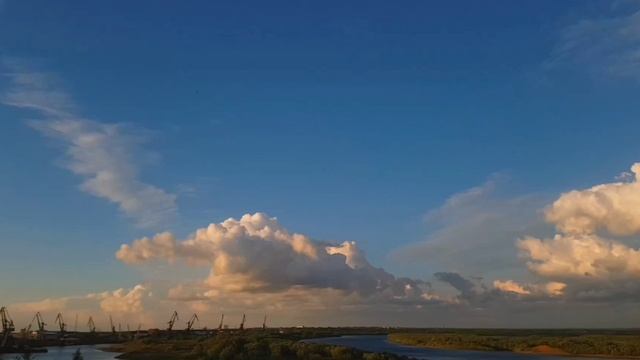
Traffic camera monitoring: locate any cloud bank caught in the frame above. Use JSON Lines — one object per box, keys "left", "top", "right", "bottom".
{"left": 9, "top": 285, "right": 152, "bottom": 330}
{"left": 1, "top": 60, "right": 177, "bottom": 228}
{"left": 117, "top": 212, "right": 437, "bottom": 304}
{"left": 519, "top": 163, "right": 640, "bottom": 281}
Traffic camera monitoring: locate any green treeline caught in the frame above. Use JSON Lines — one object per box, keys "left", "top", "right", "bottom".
{"left": 389, "top": 332, "right": 640, "bottom": 357}
{"left": 113, "top": 332, "right": 406, "bottom": 360}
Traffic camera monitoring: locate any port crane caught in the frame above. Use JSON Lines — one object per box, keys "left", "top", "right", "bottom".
{"left": 55, "top": 313, "right": 66, "bottom": 334}
{"left": 239, "top": 313, "right": 246, "bottom": 330}
{"left": 21, "top": 322, "right": 32, "bottom": 338}
{"left": 33, "top": 312, "right": 46, "bottom": 333}
{"left": 109, "top": 315, "right": 116, "bottom": 334}
{"left": 167, "top": 311, "right": 179, "bottom": 331}
{"left": 262, "top": 314, "right": 267, "bottom": 330}
{"left": 185, "top": 314, "right": 199, "bottom": 331}
{"left": 22, "top": 312, "right": 45, "bottom": 338}
{"left": 1, "top": 306, "right": 15, "bottom": 348}
{"left": 87, "top": 316, "right": 96, "bottom": 333}
{"left": 218, "top": 314, "right": 224, "bottom": 330}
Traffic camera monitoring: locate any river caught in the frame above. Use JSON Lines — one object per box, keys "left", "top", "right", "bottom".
{"left": 0, "top": 336, "right": 619, "bottom": 360}
{"left": 306, "top": 335, "right": 613, "bottom": 360}
{"left": 0, "top": 345, "right": 120, "bottom": 360}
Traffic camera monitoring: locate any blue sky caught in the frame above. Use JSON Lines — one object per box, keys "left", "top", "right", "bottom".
{"left": 2, "top": 1, "right": 640, "bottom": 327}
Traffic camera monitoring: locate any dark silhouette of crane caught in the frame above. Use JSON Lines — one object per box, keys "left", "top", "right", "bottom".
{"left": 218, "top": 314, "right": 224, "bottom": 330}
{"left": 1, "top": 306, "right": 15, "bottom": 348}
{"left": 33, "top": 312, "right": 46, "bottom": 332}
{"left": 22, "top": 321, "right": 32, "bottom": 338}
{"left": 87, "top": 316, "right": 96, "bottom": 333}
{"left": 262, "top": 314, "right": 267, "bottom": 330}
{"left": 109, "top": 315, "right": 116, "bottom": 334}
{"left": 239, "top": 313, "right": 246, "bottom": 330}
{"left": 55, "top": 313, "right": 66, "bottom": 335}
{"left": 185, "top": 314, "right": 199, "bottom": 331}
{"left": 167, "top": 311, "right": 179, "bottom": 331}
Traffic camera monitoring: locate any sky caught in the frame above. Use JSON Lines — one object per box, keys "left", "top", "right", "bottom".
{"left": 2, "top": 0, "right": 640, "bottom": 329}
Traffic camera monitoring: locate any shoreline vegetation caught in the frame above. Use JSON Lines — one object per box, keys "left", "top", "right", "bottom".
{"left": 387, "top": 330, "right": 640, "bottom": 358}
{"left": 103, "top": 328, "right": 640, "bottom": 360}
{"left": 107, "top": 328, "right": 407, "bottom": 360}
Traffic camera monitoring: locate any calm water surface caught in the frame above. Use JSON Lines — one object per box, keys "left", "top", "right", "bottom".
{"left": 0, "top": 345, "right": 119, "bottom": 360}
{"left": 307, "top": 335, "right": 614, "bottom": 360}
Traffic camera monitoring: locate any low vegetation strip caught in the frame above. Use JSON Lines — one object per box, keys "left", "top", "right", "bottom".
{"left": 110, "top": 332, "right": 408, "bottom": 360}
{"left": 388, "top": 332, "right": 640, "bottom": 357}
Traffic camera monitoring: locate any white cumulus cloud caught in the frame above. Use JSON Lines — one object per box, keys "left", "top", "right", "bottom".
{"left": 519, "top": 163, "right": 640, "bottom": 284}
{"left": 89, "top": 284, "right": 150, "bottom": 314}
{"left": 8, "top": 284, "right": 152, "bottom": 330}
{"left": 493, "top": 279, "right": 566, "bottom": 297}
{"left": 117, "top": 212, "right": 436, "bottom": 303}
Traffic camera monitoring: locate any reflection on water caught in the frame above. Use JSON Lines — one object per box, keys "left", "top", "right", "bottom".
{"left": 306, "top": 335, "right": 614, "bottom": 360}
{"left": 0, "top": 345, "right": 119, "bottom": 360}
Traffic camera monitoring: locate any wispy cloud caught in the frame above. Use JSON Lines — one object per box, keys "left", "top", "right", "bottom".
{"left": 548, "top": 4, "right": 640, "bottom": 81}
{"left": 392, "top": 176, "right": 548, "bottom": 277}
{"left": 1, "top": 59, "right": 177, "bottom": 228}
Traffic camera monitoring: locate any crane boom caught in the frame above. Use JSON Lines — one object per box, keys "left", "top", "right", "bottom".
{"left": 167, "top": 311, "right": 179, "bottom": 331}
{"left": 87, "top": 316, "right": 96, "bottom": 333}
{"left": 218, "top": 314, "right": 224, "bottom": 330}
{"left": 262, "top": 314, "right": 267, "bottom": 330}
{"left": 55, "top": 313, "right": 66, "bottom": 334}
{"left": 186, "top": 314, "right": 199, "bottom": 331}
{"left": 34, "top": 312, "right": 46, "bottom": 332}
{"left": 239, "top": 313, "right": 246, "bottom": 330}
{"left": 1, "top": 307, "right": 15, "bottom": 348}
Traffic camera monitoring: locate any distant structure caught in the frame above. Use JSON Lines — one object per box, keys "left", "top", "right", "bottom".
{"left": 33, "top": 312, "right": 46, "bottom": 333}
{"left": 167, "top": 311, "right": 179, "bottom": 331}
{"left": 186, "top": 314, "right": 199, "bottom": 331}
{"left": 55, "top": 313, "right": 66, "bottom": 336}
{"left": 87, "top": 316, "right": 96, "bottom": 333}
{"left": 262, "top": 314, "right": 267, "bottom": 330}
{"left": 218, "top": 314, "right": 224, "bottom": 330}
{"left": 239, "top": 313, "right": 246, "bottom": 330}
{"left": 109, "top": 315, "right": 116, "bottom": 334}
{"left": 23, "top": 312, "right": 47, "bottom": 340}
{"left": 1, "top": 306, "right": 15, "bottom": 348}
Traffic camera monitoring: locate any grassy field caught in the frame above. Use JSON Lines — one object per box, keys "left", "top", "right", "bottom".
{"left": 388, "top": 330, "right": 640, "bottom": 357}
{"left": 109, "top": 328, "right": 406, "bottom": 360}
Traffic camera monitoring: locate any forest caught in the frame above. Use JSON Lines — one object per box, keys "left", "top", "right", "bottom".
{"left": 389, "top": 330, "right": 640, "bottom": 357}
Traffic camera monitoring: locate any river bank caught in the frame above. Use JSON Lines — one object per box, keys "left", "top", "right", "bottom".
{"left": 107, "top": 330, "right": 408, "bottom": 360}
{"left": 308, "top": 335, "right": 638, "bottom": 360}
{"left": 0, "top": 345, "right": 120, "bottom": 360}
{"left": 388, "top": 332, "right": 640, "bottom": 359}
